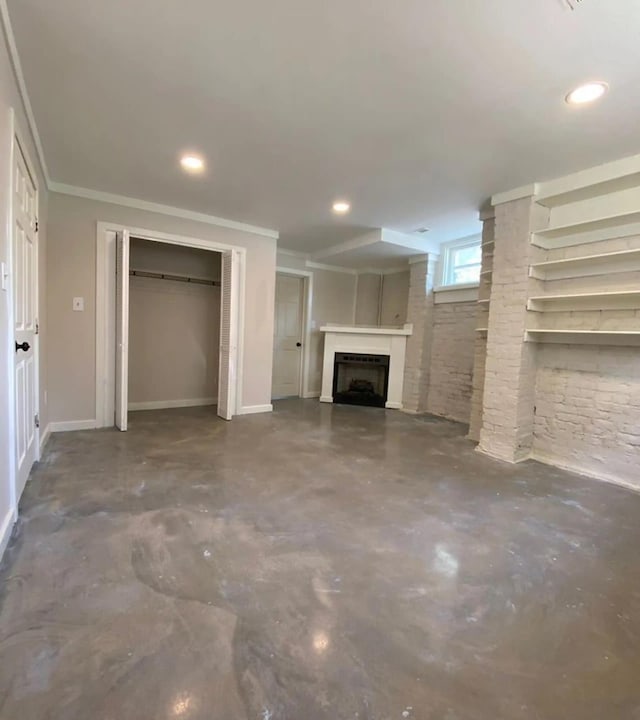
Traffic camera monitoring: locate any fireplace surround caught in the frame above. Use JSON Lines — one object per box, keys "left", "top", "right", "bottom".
{"left": 320, "top": 324, "right": 412, "bottom": 410}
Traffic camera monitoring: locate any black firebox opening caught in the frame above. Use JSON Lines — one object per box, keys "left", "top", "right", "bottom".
{"left": 332, "top": 352, "right": 390, "bottom": 408}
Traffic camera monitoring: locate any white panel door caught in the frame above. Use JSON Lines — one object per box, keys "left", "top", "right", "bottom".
{"left": 218, "top": 249, "right": 238, "bottom": 420}
{"left": 13, "top": 142, "right": 38, "bottom": 501}
{"left": 115, "top": 230, "right": 130, "bottom": 431}
{"left": 272, "top": 274, "right": 303, "bottom": 398}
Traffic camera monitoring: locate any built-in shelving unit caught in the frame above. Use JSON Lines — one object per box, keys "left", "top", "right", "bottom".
{"left": 527, "top": 185, "right": 640, "bottom": 345}
{"left": 529, "top": 248, "right": 640, "bottom": 280}
{"left": 531, "top": 210, "right": 640, "bottom": 250}
{"left": 536, "top": 171, "right": 640, "bottom": 208}
{"left": 525, "top": 329, "right": 640, "bottom": 346}
{"left": 527, "top": 290, "right": 640, "bottom": 313}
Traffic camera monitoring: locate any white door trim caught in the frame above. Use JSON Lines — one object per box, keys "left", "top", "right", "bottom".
{"left": 275, "top": 267, "right": 313, "bottom": 399}
{"left": 96, "top": 222, "right": 246, "bottom": 427}
{"left": 6, "top": 108, "right": 40, "bottom": 522}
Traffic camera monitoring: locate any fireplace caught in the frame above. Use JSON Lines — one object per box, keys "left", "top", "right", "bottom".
{"left": 332, "top": 352, "right": 390, "bottom": 408}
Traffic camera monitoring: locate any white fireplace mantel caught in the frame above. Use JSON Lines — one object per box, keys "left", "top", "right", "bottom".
{"left": 319, "top": 324, "right": 413, "bottom": 409}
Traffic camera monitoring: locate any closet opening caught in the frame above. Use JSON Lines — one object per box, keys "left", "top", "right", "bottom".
{"left": 95, "top": 225, "right": 243, "bottom": 430}
{"left": 125, "top": 237, "right": 222, "bottom": 422}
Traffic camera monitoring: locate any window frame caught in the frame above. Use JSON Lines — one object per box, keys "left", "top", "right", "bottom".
{"left": 436, "top": 234, "right": 482, "bottom": 289}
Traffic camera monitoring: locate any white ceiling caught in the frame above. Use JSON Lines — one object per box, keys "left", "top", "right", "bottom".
{"left": 7, "top": 0, "right": 640, "bottom": 252}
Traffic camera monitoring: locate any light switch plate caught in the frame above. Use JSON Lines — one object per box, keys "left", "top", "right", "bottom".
{"left": 1, "top": 262, "right": 7, "bottom": 291}
{"left": 73, "top": 296, "right": 84, "bottom": 312}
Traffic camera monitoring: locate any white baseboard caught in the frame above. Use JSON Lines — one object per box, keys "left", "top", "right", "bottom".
{"left": 50, "top": 419, "right": 98, "bottom": 432}
{"left": 236, "top": 404, "right": 273, "bottom": 416}
{"left": 303, "top": 391, "right": 320, "bottom": 399}
{"left": 39, "top": 424, "right": 51, "bottom": 455}
{"left": 0, "top": 507, "right": 16, "bottom": 563}
{"left": 385, "top": 401, "right": 403, "bottom": 410}
{"left": 319, "top": 396, "right": 333, "bottom": 403}
{"left": 128, "top": 397, "right": 217, "bottom": 411}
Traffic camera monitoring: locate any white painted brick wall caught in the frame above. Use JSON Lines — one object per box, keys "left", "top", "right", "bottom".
{"left": 402, "top": 256, "right": 436, "bottom": 413}
{"left": 426, "top": 301, "right": 477, "bottom": 423}
{"left": 478, "top": 197, "right": 548, "bottom": 462}
{"left": 533, "top": 344, "right": 640, "bottom": 489}
{"left": 469, "top": 216, "right": 495, "bottom": 441}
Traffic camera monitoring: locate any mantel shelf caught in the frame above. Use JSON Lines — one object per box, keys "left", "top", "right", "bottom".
{"left": 531, "top": 210, "right": 640, "bottom": 249}
{"left": 525, "top": 329, "right": 640, "bottom": 346}
{"left": 529, "top": 247, "right": 640, "bottom": 280}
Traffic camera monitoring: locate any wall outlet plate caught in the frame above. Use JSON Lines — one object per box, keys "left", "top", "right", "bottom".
{"left": 73, "top": 297, "right": 84, "bottom": 312}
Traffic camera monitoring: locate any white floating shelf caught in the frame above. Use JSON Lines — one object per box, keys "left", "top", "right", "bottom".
{"left": 482, "top": 240, "right": 495, "bottom": 248}
{"left": 531, "top": 210, "right": 640, "bottom": 249}
{"left": 480, "top": 269, "right": 492, "bottom": 277}
{"left": 476, "top": 327, "right": 488, "bottom": 334}
{"left": 527, "top": 290, "right": 640, "bottom": 312}
{"left": 529, "top": 247, "right": 640, "bottom": 280}
{"left": 536, "top": 171, "right": 640, "bottom": 208}
{"left": 478, "top": 298, "right": 490, "bottom": 305}
{"left": 525, "top": 329, "right": 640, "bottom": 346}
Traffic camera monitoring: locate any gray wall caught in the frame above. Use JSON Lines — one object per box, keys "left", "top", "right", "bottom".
{"left": 355, "top": 273, "right": 381, "bottom": 325}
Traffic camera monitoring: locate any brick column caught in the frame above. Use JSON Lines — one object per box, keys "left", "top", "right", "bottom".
{"left": 402, "top": 254, "right": 436, "bottom": 413}
{"left": 468, "top": 213, "right": 495, "bottom": 441}
{"left": 478, "top": 196, "right": 547, "bottom": 462}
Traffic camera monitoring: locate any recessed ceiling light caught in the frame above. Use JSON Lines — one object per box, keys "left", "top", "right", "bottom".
{"left": 565, "top": 81, "right": 608, "bottom": 105}
{"left": 180, "top": 154, "right": 205, "bottom": 172}
{"left": 332, "top": 200, "right": 351, "bottom": 215}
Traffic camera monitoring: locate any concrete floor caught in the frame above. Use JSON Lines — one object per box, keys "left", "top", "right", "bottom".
{"left": 1, "top": 400, "right": 639, "bottom": 719}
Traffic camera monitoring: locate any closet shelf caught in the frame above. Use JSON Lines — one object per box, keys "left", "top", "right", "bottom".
{"left": 529, "top": 247, "right": 640, "bottom": 280}
{"left": 527, "top": 290, "right": 640, "bottom": 312}
{"left": 525, "top": 329, "right": 640, "bottom": 346}
{"left": 531, "top": 210, "right": 640, "bottom": 249}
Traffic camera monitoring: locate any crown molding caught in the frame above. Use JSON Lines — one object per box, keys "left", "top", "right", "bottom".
{"left": 0, "top": 0, "right": 51, "bottom": 185}
{"left": 304, "top": 260, "right": 358, "bottom": 275}
{"left": 491, "top": 183, "right": 538, "bottom": 207}
{"left": 50, "top": 182, "right": 279, "bottom": 239}
{"left": 277, "top": 247, "right": 309, "bottom": 258}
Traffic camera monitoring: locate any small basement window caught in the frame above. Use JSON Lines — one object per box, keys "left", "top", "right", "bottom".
{"left": 439, "top": 235, "right": 482, "bottom": 287}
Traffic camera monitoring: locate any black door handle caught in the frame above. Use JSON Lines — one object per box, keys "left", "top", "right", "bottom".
{"left": 296, "top": 342, "right": 302, "bottom": 347}
{"left": 15, "top": 341, "right": 30, "bottom": 353}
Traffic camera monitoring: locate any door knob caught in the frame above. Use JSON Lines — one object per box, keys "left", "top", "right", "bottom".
{"left": 15, "top": 341, "right": 30, "bottom": 352}
{"left": 296, "top": 342, "right": 302, "bottom": 347}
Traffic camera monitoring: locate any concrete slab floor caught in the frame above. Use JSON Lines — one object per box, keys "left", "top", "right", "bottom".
{"left": 1, "top": 400, "right": 639, "bottom": 719}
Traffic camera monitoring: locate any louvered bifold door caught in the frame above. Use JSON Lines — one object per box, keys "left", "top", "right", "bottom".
{"left": 115, "top": 230, "right": 130, "bottom": 431}
{"left": 217, "top": 249, "right": 239, "bottom": 420}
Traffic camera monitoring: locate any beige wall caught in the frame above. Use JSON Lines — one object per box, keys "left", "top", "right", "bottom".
{"left": 380, "top": 270, "right": 409, "bottom": 325}
{"left": 129, "top": 239, "right": 220, "bottom": 407}
{"left": 0, "top": 22, "right": 48, "bottom": 549}
{"left": 47, "top": 193, "right": 276, "bottom": 422}
{"left": 355, "top": 273, "right": 381, "bottom": 325}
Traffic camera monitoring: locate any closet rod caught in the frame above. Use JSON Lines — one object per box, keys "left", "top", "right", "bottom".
{"left": 129, "top": 269, "right": 221, "bottom": 287}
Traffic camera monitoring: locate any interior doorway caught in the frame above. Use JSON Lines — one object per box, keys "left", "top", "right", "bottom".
{"left": 96, "top": 225, "right": 244, "bottom": 429}
{"left": 272, "top": 273, "right": 304, "bottom": 398}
